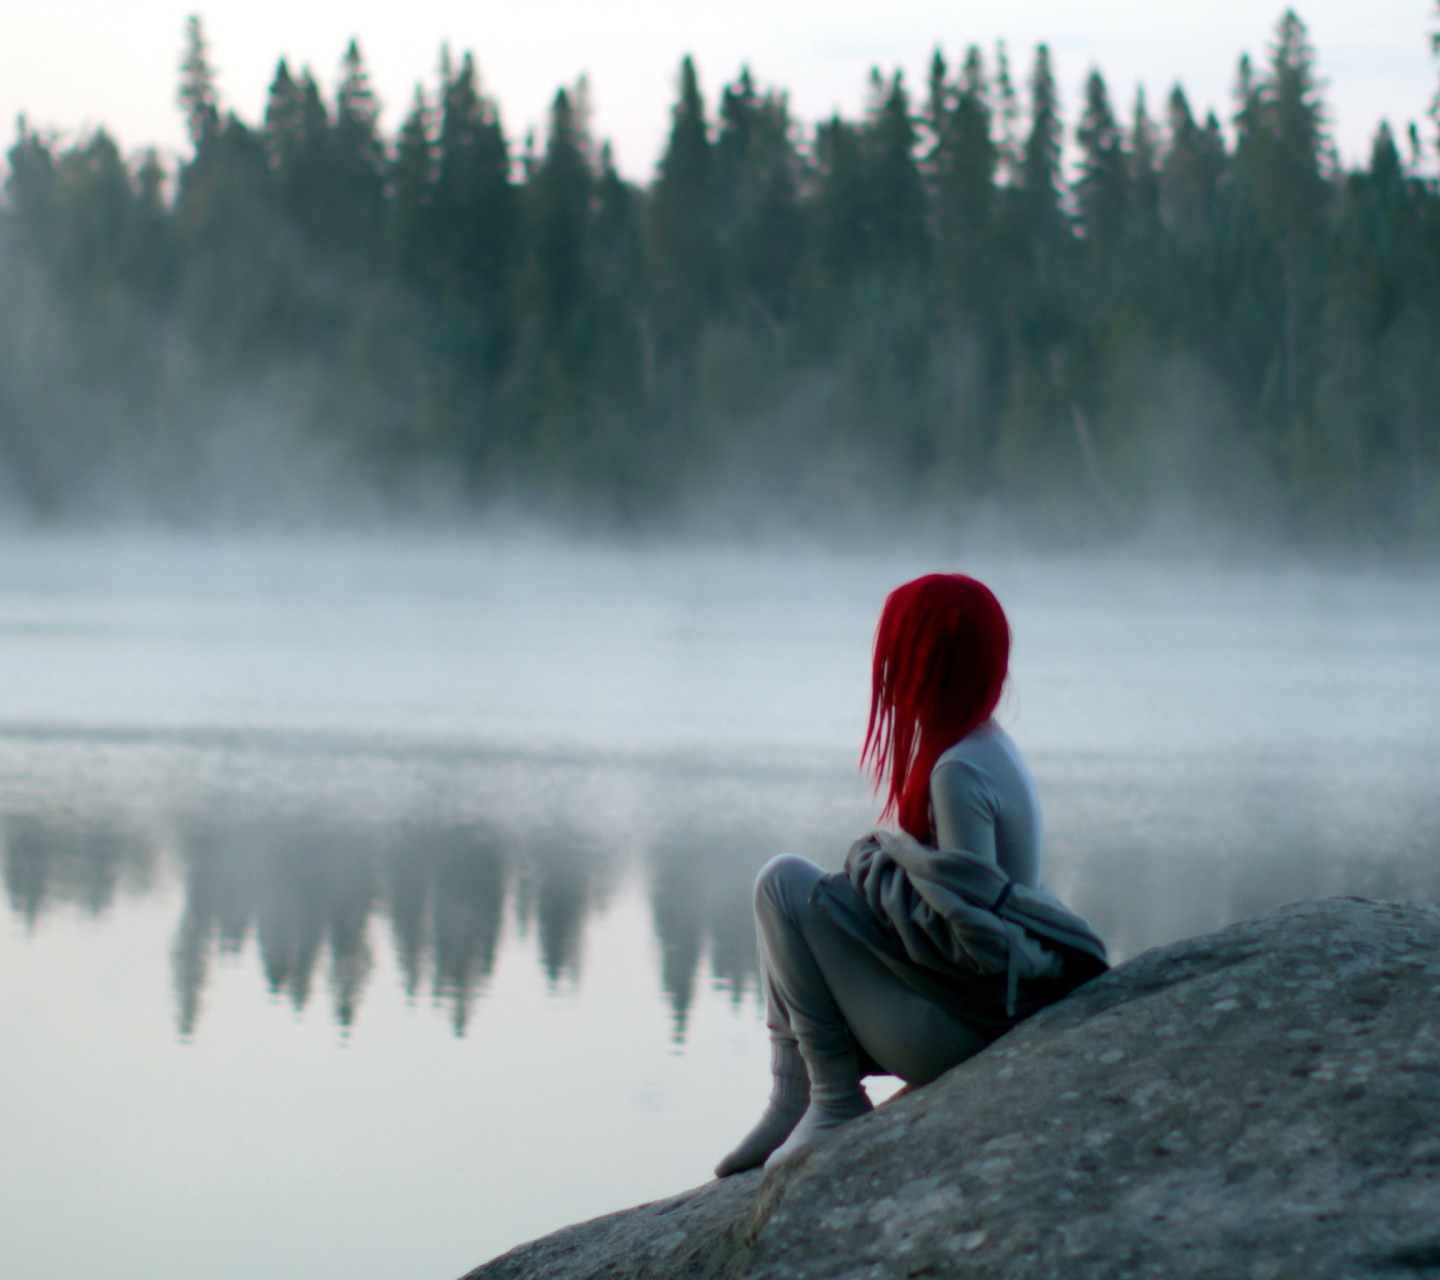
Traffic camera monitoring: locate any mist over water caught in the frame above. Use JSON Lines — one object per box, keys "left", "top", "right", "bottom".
{"left": 2, "top": 533, "right": 1438, "bottom": 1279}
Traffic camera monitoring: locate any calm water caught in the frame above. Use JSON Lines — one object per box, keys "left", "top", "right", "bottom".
{"left": 3, "top": 535, "right": 1439, "bottom": 1279}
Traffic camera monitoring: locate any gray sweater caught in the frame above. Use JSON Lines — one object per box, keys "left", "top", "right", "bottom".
{"left": 817, "top": 723, "right": 1103, "bottom": 1031}
{"left": 930, "top": 722, "right": 1043, "bottom": 890}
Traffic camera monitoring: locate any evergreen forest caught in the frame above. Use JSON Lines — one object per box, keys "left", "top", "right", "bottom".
{"left": 3, "top": 10, "right": 1440, "bottom": 543}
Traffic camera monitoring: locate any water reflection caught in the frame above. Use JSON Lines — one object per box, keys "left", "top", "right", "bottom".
{"left": 171, "top": 811, "right": 386, "bottom": 1034}
{"left": 161, "top": 806, "right": 630, "bottom": 1036}
{"left": 4, "top": 742, "right": 1439, "bottom": 1039}
{"left": 387, "top": 823, "right": 507, "bottom": 1033}
{"left": 3, "top": 809, "right": 155, "bottom": 923}
{"left": 649, "top": 823, "right": 769, "bottom": 1038}
{"left": 515, "top": 826, "right": 613, "bottom": 991}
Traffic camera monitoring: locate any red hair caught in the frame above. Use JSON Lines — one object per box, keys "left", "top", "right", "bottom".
{"left": 862, "top": 574, "right": 1011, "bottom": 843}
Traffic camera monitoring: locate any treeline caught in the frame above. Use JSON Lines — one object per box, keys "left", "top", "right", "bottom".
{"left": 2, "top": 11, "right": 1439, "bottom": 540}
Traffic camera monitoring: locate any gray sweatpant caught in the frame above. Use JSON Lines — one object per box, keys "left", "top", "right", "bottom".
{"left": 756, "top": 853, "right": 993, "bottom": 1084}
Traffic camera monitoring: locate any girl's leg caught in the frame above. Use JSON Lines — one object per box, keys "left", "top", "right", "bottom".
{"left": 750, "top": 855, "right": 876, "bottom": 1164}
{"left": 714, "top": 855, "right": 826, "bottom": 1176}
{"left": 719, "top": 853, "right": 908, "bottom": 1174}
{"left": 712, "top": 1035, "right": 809, "bottom": 1177}
{"left": 753, "top": 853, "right": 991, "bottom": 1081}
{"left": 800, "top": 904, "right": 993, "bottom": 1087}
{"left": 716, "top": 853, "right": 995, "bottom": 1174}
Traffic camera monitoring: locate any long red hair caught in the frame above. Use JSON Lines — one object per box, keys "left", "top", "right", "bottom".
{"left": 862, "top": 574, "right": 1011, "bottom": 843}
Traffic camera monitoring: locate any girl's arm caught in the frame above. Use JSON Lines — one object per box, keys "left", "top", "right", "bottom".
{"left": 929, "top": 759, "right": 999, "bottom": 863}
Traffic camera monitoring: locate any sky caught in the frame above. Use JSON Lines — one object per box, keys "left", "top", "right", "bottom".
{"left": 3, "top": 0, "right": 1437, "bottom": 179}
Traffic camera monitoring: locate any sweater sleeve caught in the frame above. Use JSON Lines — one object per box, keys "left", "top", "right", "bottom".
{"left": 929, "top": 758, "right": 999, "bottom": 864}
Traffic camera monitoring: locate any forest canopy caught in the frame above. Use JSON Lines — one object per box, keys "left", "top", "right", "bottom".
{"left": 2, "top": 10, "right": 1440, "bottom": 542}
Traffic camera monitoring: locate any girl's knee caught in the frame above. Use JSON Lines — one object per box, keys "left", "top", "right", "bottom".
{"left": 754, "top": 853, "right": 823, "bottom": 913}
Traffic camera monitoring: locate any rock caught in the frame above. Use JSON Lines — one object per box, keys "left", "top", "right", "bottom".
{"left": 463, "top": 1173, "right": 760, "bottom": 1280}
{"left": 462, "top": 898, "right": 1440, "bottom": 1280}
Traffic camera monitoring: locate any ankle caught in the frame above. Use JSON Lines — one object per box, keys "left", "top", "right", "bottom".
{"left": 712, "top": 1039, "right": 811, "bottom": 1178}
{"left": 802, "top": 1047, "right": 869, "bottom": 1104}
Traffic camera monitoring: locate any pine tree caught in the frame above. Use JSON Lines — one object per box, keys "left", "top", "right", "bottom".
{"left": 1242, "top": 12, "right": 1328, "bottom": 246}
{"left": 333, "top": 40, "right": 386, "bottom": 263}
{"left": 923, "top": 48, "right": 951, "bottom": 163}
{"left": 389, "top": 88, "right": 435, "bottom": 286}
{"left": 1074, "top": 69, "right": 1127, "bottom": 261}
{"left": 925, "top": 47, "right": 1005, "bottom": 492}
{"left": 1005, "top": 42, "right": 1073, "bottom": 361}
{"left": 810, "top": 115, "right": 869, "bottom": 293}
{"left": 429, "top": 50, "right": 517, "bottom": 372}
{"left": 590, "top": 144, "right": 643, "bottom": 306}
{"left": 931, "top": 47, "right": 998, "bottom": 314}
{"left": 807, "top": 70, "right": 928, "bottom": 297}
{"left": 1120, "top": 89, "right": 1165, "bottom": 317}
{"left": 57, "top": 132, "right": 139, "bottom": 300}
{"left": 1235, "top": 10, "right": 1330, "bottom": 430}
{"left": 1019, "top": 45, "right": 1067, "bottom": 251}
{"left": 264, "top": 60, "right": 328, "bottom": 241}
{"left": 642, "top": 55, "right": 721, "bottom": 473}
{"left": 991, "top": 45, "right": 1078, "bottom": 510}
{"left": 517, "top": 86, "right": 598, "bottom": 478}
{"left": 177, "top": 15, "right": 219, "bottom": 150}
{"left": 863, "top": 71, "right": 928, "bottom": 272}
{"left": 647, "top": 56, "right": 719, "bottom": 347}
{"left": 587, "top": 143, "right": 646, "bottom": 408}
{"left": 992, "top": 42, "right": 1023, "bottom": 186}
{"left": 4, "top": 121, "right": 59, "bottom": 274}
{"left": 522, "top": 88, "right": 593, "bottom": 350}
{"left": 714, "top": 67, "right": 805, "bottom": 325}
{"left": 129, "top": 149, "right": 176, "bottom": 305}
{"left": 432, "top": 52, "right": 515, "bottom": 306}
{"left": 1129, "top": 89, "right": 1161, "bottom": 232}
{"left": 1159, "top": 86, "right": 1224, "bottom": 245}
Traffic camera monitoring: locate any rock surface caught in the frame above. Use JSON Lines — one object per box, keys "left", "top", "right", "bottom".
{"left": 463, "top": 898, "right": 1440, "bottom": 1280}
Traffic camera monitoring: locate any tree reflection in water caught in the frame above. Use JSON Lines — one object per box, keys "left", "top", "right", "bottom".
{"left": 648, "top": 823, "right": 769, "bottom": 1040}
{"left": 171, "top": 813, "right": 384, "bottom": 1034}
{"left": 5, "top": 746, "right": 1439, "bottom": 1041}
{"left": 512, "top": 826, "right": 612, "bottom": 991}
{"left": 388, "top": 823, "right": 507, "bottom": 1034}
{"left": 166, "top": 811, "right": 625, "bottom": 1037}
{"left": 4, "top": 811, "right": 155, "bottom": 925}
{"left": 0, "top": 755, "right": 797, "bottom": 1040}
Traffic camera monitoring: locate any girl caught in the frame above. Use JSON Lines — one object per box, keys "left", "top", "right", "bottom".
{"left": 716, "top": 573, "right": 1106, "bottom": 1176}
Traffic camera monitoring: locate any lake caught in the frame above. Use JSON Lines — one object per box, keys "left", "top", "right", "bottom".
{"left": 2, "top": 534, "right": 1438, "bottom": 1279}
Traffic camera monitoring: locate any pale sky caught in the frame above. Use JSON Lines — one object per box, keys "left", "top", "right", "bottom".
{"left": 3, "top": 0, "right": 1437, "bottom": 180}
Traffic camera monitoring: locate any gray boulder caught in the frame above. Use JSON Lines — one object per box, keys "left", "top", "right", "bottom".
{"left": 464, "top": 898, "right": 1440, "bottom": 1280}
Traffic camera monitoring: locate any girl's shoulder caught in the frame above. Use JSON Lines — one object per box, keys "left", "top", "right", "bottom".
{"left": 934, "top": 721, "right": 1021, "bottom": 775}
